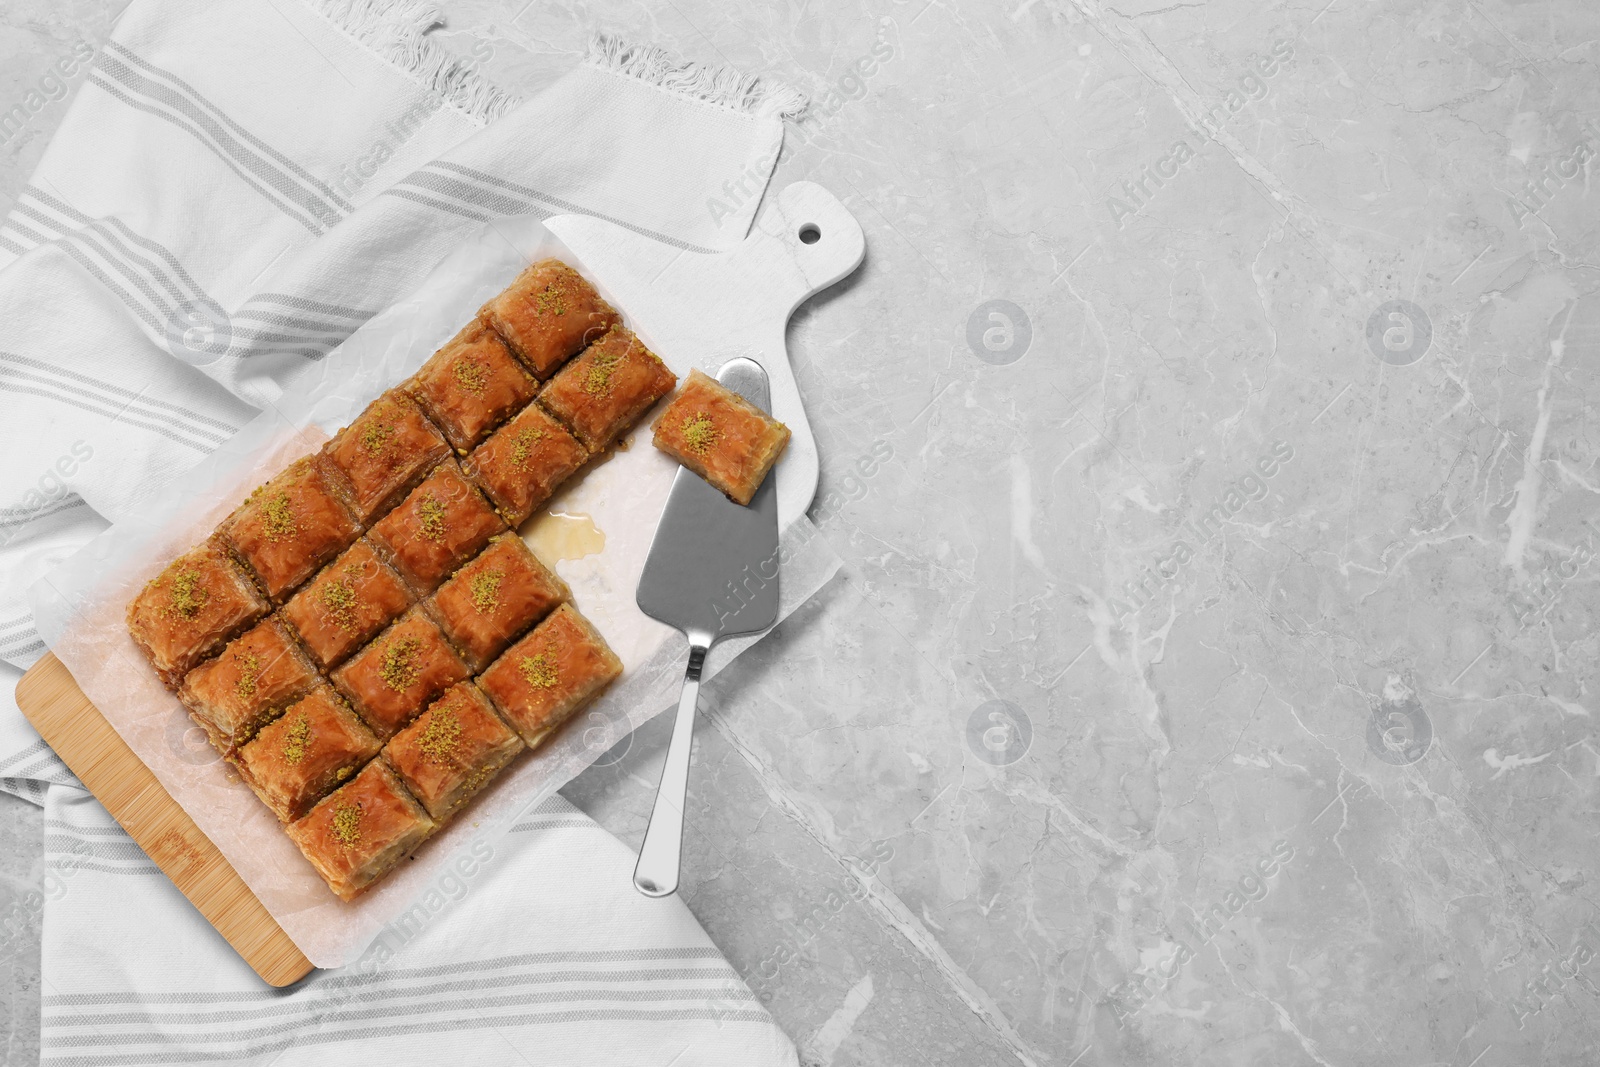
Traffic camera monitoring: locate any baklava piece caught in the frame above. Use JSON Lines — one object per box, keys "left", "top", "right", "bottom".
{"left": 331, "top": 608, "right": 470, "bottom": 739}
{"left": 427, "top": 534, "right": 569, "bottom": 671}
{"left": 367, "top": 460, "right": 507, "bottom": 594}
{"left": 281, "top": 538, "right": 413, "bottom": 670}
{"left": 384, "top": 683, "right": 523, "bottom": 823}
{"left": 478, "top": 603, "right": 622, "bottom": 749}
{"left": 220, "top": 455, "right": 361, "bottom": 603}
{"left": 126, "top": 539, "right": 269, "bottom": 688}
{"left": 286, "top": 759, "right": 434, "bottom": 901}
{"left": 463, "top": 402, "right": 588, "bottom": 526}
{"left": 177, "top": 617, "right": 319, "bottom": 757}
{"left": 406, "top": 320, "right": 538, "bottom": 454}
{"left": 479, "top": 259, "right": 619, "bottom": 380}
{"left": 653, "top": 369, "right": 792, "bottom": 506}
{"left": 537, "top": 324, "right": 677, "bottom": 453}
{"left": 238, "top": 686, "right": 381, "bottom": 823}
{"left": 322, "top": 391, "right": 450, "bottom": 524}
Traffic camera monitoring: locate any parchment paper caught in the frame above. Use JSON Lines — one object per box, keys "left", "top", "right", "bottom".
{"left": 28, "top": 217, "right": 841, "bottom": 968}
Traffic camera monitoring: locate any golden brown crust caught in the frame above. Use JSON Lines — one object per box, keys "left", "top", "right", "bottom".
{"left": 462, "top": 402, "right": 588, "bottom": 526}
{"left": 478, "top": 259, "right": 619, "bottom": 380}
{"left": 652, "top": 369, "right": 791, "bottom": 506}
{"left": 406, "top": 321, "right": 538, "bottom": 454}
{"left": 286, "top": 759, "right": 433, "bottom": 901}
{"left": 330, "top": 607, "right": 470, "bottom": 739}
{"left": 238, "top": 686, "right": 381, "bottom": 823}
{"left": 383, "top": 682, "right": 523, "bottom": 822}
{"left": 126, "top": 538, "right": 270, "bottom": 688}
{"left": 322, "top": 391, "right": 451, "bottom": 524}
{"left": 281, "top": 539, "right": 414, "bottom": 670}
{"left": 478, "top": 603, "right": 622, "bottom": 749}
{"left": 427, "top": 534, "right": 569, "bottom": 671}
{"left": 367, "top": 460, "right": 507, "bottom": 595}
{"left": 220, "top": 455, "right": 361, "bottom": 604}
{"left": 537, "top": 325, "right": 678, "bottom": 453}
{"left": 177, "top": 617, "right": 320, "bottom": 756}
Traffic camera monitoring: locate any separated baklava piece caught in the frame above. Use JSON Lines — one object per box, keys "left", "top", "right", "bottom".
{"left": 322, "top": 390, "right": 451, "bottom": 524}
{"left": 383, "top": 682, "right": 523, "bottom": 823}
{"left": 177, "top": 616, "right": 320, "bottom": 757}
{"left": 537, "top": 324, "right": 678, "bottom": 453}
{"left": 219, "top": 455, "right": 362, "bottom": 604}
{"left": 331, "top": 607, "right": 470, "bottom": 740}
{"left": 479, "top": 259, "right": 619, "bottom": 381}
{"left": 463, "top": 402, "right": 588, "bottom": 526}
{"left": 406, "top": 320, "right": 538, "bottom": 454}
{"left": 126, "top": 538, "right": 270, "bottom": 688}
{"left": 238, "top": 686, "right": 381, "bottom": 823}
{"left": 286, "top": 759, "right": 434, "bottom": 901}
{"left": 478, "top": 603, "right": 622, "bottom": 749}
{"left": 367, "top": 459, "right": 507, "bottom": 595}
{"left": 653, "top": 369, "right": 792, "bottom": 506}
{"left": 281, "top": 538, "right": 413, "bottom": 670}
{"left": 428, "top": 534, "right": 569, "bottom": 672}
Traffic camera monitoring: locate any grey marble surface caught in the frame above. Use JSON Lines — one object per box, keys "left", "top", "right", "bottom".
{"left": 4, "top": 0, "right": 1600, "bottom": 1065}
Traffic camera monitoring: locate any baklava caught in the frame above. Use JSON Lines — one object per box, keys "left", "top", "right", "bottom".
{"left": 652, "top": 369, "right": 791, "bottom": 505}
{"left": 427, "top": 534, "right": 569, "bottom": 671}
{"left": 367, "top": 460, "right": 507, "bottom": 594}
{"left": 478, "top": 603, "right": 622, "bottom": 748}
{"left": 537, "top": 324, "right": 677, "bottom": 453}
{"left": 286, "top": 759, "right": 434, "bottom": 901}
{"left": 478, "top": 259, "right": 618, "bottom": 380}
{"left": 127, "top": 538, "right": 269, "bottom": 687}
{"left": 463, "top": 402, "right": 588, "bottom": 526}
{"left": 177, "top": 616, "right": 320, "bottom": 757}
{"left": 238, "top": 685, "right": 381, "bottom": 823}
{"left": 220, "top": 455, "right": 361, "bottom": 603}
{"left": 281, "top": 538, "right": 413, "bottom": 670}
{"left": 331, "top": 607, "right": 470, "bottom": 739}
{"left": 127, "top": 257, "right": 657, "bottom": 904}
{"left": 322, "top": 390, "right": 451, "bottom": 524}
{"left": 383, "top": 682, "right": 523, "bottom": 823}
{"left": 406, "top": 320, "right": 538, "bottom": 454}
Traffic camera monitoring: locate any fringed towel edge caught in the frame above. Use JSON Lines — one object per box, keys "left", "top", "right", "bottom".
{"left": 586, "top": 33, "right": 809, "bottom": 122}
{"left": 302, "top": 0, "right": 521, "bottom": 126}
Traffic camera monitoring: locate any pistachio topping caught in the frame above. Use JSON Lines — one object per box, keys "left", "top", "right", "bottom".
{"left": 281, "top": 713, "right": 311, "bottom": 765}
{"left": 320, "top": 574, "right": 360, "bottom": 633}
{"left": 260, "top": 492, "right": 297, "bottom": 542}
{"left": 510, "top": 426, "right": 545, "bottom": 469}
{"left": 417, "top": 494, "right": 448, "bottom": 543}
{"left": 681, "top": 412, "right": 718, "bottom": 454}
{"left": 359, "top": 418, "right": 395, "bottom": 456}
{"left": 518, "top": 652, "right": 557, "bottom": 689}
{"left": 234, "top": 652, "right": 262, "bottom": 702}
{"left": 417, "top": 704, "right": 463, "bottom": 762}
{"left": 164, "top": 565, "right": 210, "bottom": 620}
{"left": 534, "top": 282, "right": 567, "bottom": 316}
{"left": 583, "top": 350, "right": 622, "bottom": 397}
{"left": 379, "top": 636, "right": 424, "bottom": 692}
{"left": 453, "top": 356, "right": 489, "bottom": 396}
{"left": 330, "top": 803, "right": 362, "bottom": 848}
{"left": 468, "top": 569, "right": 503, "bottom": 614}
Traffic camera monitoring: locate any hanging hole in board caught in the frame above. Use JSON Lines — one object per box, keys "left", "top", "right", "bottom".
{"left": 798, "top": 224, "right": 821, "bottom": 245}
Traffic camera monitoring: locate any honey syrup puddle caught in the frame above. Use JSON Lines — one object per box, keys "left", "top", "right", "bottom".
{"left": 523, "top": 509, "right": 605, "bottom": 564}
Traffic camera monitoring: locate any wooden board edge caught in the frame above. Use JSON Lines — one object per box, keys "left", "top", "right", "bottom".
{"left": 16, "top": 653, "right": 315, "bottom": 988}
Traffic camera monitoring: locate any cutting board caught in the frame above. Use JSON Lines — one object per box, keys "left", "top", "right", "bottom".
{"left": 13, "top": 182, "right": 866, "bottom": 986}
{"left": 16, "top": 652, "right": 315, "bottom": 986}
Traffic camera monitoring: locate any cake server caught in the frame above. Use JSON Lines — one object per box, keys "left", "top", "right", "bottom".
{"left": 633, "top": 357, "right": 780, "bottom": 897}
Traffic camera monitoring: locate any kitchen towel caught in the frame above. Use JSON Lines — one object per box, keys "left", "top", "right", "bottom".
{"left": 0, "top": 0, "right": 804, "bottom": 1062}
{"left": 39, "top": 787, "right": 783, "bottom": 1065}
